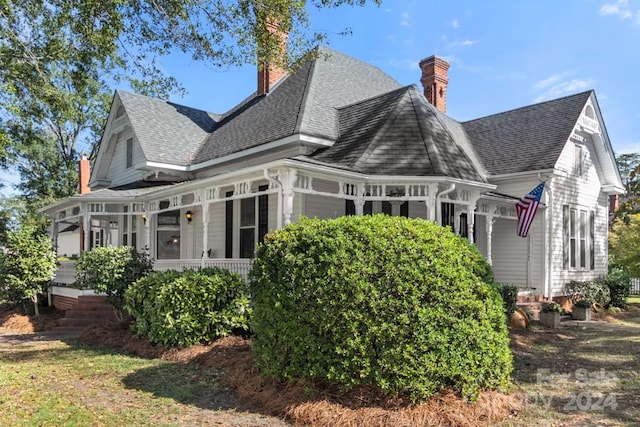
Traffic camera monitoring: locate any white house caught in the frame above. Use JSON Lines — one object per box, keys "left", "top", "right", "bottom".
{"left": 42, "top": 46, "right": 624, "bottom": 308}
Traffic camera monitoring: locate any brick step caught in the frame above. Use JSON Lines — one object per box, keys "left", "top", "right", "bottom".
{"left": 58, "top": 317, "right": 116, "bottom": 328}
{"left": 77, "top": 295, "right": 108, "bottom": 302}
{"left": 71, "top": 302, "right": 114, "bottom": 311}
{"left": 65, "top": 309, "right": 118, "bottom": 320}
{"left": 516, "top": 302, "right": 543, "bottom": 321}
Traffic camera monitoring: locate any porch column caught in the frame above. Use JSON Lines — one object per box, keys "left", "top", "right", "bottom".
{"left": 82, "top": 203, "right": 91, "bottom": 252}
{"left": 466, "top": 196, "right": 480, "bottom": 244}
{"left": 51, "top": 220, "right": 59, "bottom": 254}
{"left": 281, "top": 169, "right": 297, "bottom": 226}
{"left": 485, "top": 214, "right": 494, "bottom": 266}
{"left": 143, "top": 204, "right": 151, "bottom": 254}
{"left": 355, "top": 183, "right": 365, "bottom": 215}
{"left": 202, "top": 201, "right": 210, "bottom": 261}
{"left": 426, "top": 183, "right": 438, "bottom": 221}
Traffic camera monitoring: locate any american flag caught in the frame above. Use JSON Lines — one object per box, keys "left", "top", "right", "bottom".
{"left": 516, "top": 182, "right": 545, "bottom": 238}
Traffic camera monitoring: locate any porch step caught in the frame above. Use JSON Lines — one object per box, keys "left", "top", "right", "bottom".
{"left": 516, "top": 302, "right": 544, "bottom": 321}
{"left": 58, "top": 317, "right": 115, "bottom": 328}
{"left": 58, "top": 295, "right": 119, "bottom": 329}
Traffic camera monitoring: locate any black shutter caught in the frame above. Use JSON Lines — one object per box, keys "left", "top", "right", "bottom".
{"left": 345, "top": 200, "right": 355, "bottom": 215}
{"left": 401, "top": 201, "right": 409, "bottom": 218}
{"left": 258, "top": 185, "right": 269, "bottom": 243}
{"left": 563, "top": 205, "right": 570, "bottom": 269}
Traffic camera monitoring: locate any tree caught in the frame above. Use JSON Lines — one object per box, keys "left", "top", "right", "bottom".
{"left": 0, "top": 224, "right": 57, "bottom": 315}
{"left": 1, "top": 0, "right": 381, "bottom": 219}
{"left": 614, "top": 152, "right": 640, "bottom": 221}
{"left": 609, "top": 213, "right": 640, "bottom": 277}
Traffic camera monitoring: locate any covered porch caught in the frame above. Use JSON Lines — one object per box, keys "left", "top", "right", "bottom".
{"left": 43, "top": 159, "right": 526, "bottom": 294}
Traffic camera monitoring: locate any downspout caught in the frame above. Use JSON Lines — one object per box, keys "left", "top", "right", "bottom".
{"left": 436, "top": 183, "right": 456, "bottom": 225}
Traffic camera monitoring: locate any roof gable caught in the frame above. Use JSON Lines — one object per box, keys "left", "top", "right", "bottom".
{"left": 463, "top": 91, "right": 592, "bottom": 175}
{"left": 118, "top": 91, "right": 218, "bottom": 166}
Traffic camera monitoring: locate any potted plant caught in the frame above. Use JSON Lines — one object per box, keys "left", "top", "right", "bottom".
{"left": 572, "top": 299, "right": 592, "bottom": 321}
{"left": 540, "top": 302, "right": 562, "bottom": 328}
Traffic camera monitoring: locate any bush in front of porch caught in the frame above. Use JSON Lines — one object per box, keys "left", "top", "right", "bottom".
{"left": 75, "top": 246, "right": 153, "bottom": 322}
{"left": 250, "top": 215, "right": 512, "bottom": 403}
{"left": 125, "top": 268, "right": 250, "bottom": 347}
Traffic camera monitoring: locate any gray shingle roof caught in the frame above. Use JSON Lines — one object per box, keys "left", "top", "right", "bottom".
{"left": 307, "top": 85, "right": 485, "bottom": 181}
{"left": 463, "top": 91, "right": 592, "bottom": 175}
{"left": 190, "top": 46, "right": 402, "bottom": 163}
{"left": 118, "top": 91, "right": 219, "bottom": 166}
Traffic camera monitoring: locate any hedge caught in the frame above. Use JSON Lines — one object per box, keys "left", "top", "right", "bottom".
{"left": 250, "top": 215, "right": 512, "bottom": 402}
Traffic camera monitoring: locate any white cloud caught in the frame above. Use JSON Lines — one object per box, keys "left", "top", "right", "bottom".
{"left": 534, "top": 78, "right": 596, "bottom": 102}
{"left": 600, "top": 0, "right": 633, "bottom": 18}
{"left": 447, "top": 39, "right": 479, "bottom": 49}
{"left": 451, "top": 19, "right": 460, "bottom": 28}
{"left": 400, "top": 11, "right": 410, "bottom": 26}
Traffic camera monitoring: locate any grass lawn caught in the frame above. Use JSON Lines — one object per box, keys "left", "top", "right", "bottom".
{"left": 627, "top": 295, "right": 640, "bottom": 304}
{"left": 2, "top": 308, "right": 640, "bottom": 426}
{"left": 0, "top": 333, "right": 287, "bottom": 426}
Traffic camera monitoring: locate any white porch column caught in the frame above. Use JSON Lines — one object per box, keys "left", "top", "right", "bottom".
{"left": 355, "top": 183, "right": 365, "bottom": 215}
{"left": 143, "top": 203, "right": 151, "bottom": 254}
{"left": 51, "top": 219, "right": 59, "bottom": 254}
{"left": 281, "top": 169, "right": 297, "bottom": 226}
{"left": 426, "top": 183, "right": 438, "bottom": 221}
{"left": 202, "top": 201, "right": 210, "bottom": 261}
{"left": 466, "top": 195, "right": 480, "bottom": 243}
{"left": 485, "top": 214, "right": 494, "bottom": 266}
{"left": 82, "top": 203, "right": 91, "bottom": 252}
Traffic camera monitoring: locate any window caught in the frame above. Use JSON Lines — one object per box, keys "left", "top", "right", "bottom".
{"left": 441, "top": 202, "right": 455, "bottom": 231}
{"left": 563, "top": 205, "right": 595, "bottom": 270}
{"left": 227, "top": 188, "right": 269, "bottom": 259}
{"left": 156, "top": 201, "right": 180, "bottom": 259}
{"left": 345, "top": 200, "right": 408, "bottom": 216}
{"left": 574, "top": 144, "right": 584, "bottom": 176}
{"left": 126, "top": 138, "right": 133, "bottom": 168}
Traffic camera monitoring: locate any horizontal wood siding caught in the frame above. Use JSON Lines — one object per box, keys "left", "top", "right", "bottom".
{"left": 106, "top": 131, "right": 145, "bottom": 187}
{"left": 549, "top": 137, "right": 608, "bottom": 294}
{"left": 475, "top": 215, "right": 487, "bottom": 257}
{"left": 305, "top": 194, "right": 345, "bottom": 219}
{"left": 408, "top": 201, "right": 428, "bottom": 219}
{"left": 208, "top": 202, "right": 226, "bottom": 259}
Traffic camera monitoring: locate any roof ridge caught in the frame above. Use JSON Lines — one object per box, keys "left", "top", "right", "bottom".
{"left": 117, "top": 89, "right": 220, "bottom": 116}
{"left": 463, "top": 90, "right": 593, "bottom": 124}
{"left": 293, "top": 57, "right": 319, "bottom": 134}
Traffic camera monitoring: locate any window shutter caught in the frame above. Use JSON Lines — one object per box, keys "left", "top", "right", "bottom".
{"left": 258, "top": 185, "right": 269, "bottom": 243}
{"left": 563, "top": 205, "right": 569, "bottom": 269}
{"left": 225, "top": 191, "right": 234, "bottom": 258}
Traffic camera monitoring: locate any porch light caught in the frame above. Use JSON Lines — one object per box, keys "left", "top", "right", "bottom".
{"left": 141, "top": 213, "right": 147, "bottom": 224}
{"left": 185, "top": 210, "right": 193, "bottom": 223}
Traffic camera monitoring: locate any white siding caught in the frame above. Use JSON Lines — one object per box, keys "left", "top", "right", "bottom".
{"left": 549, "top": 137, "right": 609, "bottom": 294}
{"left": 408, "top": 201, "right": 428, "bottom": 219}
{"left": 208, "top": 202, "right": 226, "bottom": 259}
{"left": 105, "top": 132, "right": 145, "bottom": 187}
{"left": 305, "top": 195, "right": 345, "bottom": 219}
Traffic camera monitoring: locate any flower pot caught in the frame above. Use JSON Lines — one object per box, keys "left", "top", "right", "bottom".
{"left": 572, "top": 306, "right": 591, "bottom": 321}
{"left": 540, "top": 311, "right": 560, "bottom": 329}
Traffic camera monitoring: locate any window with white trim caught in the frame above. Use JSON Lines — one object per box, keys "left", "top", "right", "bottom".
{"left": 563, "top": 205, "right": 595, "bottom": 270}
{"left": 126, "top": 138, "right": 133, "bottom": 169}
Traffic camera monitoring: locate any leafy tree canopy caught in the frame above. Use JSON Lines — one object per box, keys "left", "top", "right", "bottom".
{"left": 0, "top": 0, "right": 380, "bottom": 219}
{"left": 615, "top": 152, "right": 640, "bottom": 221}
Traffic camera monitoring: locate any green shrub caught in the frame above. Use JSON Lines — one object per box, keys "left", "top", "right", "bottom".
{"left": 595, "top": 269, "right": 631, "bottom": 308}
{"left": 542, "top": 302, "right": 562, "bottom": 313}
{"left": 125, "top": 268, "right": 250, "bottom": 347}
{"left": 490, "top": 283, "right": 519, "bottom": 321}
{"left": 563, "top": 279, "right": 611, "bottom": 307}
{"left": 75, "top": 246, "right": 153, "bottom": 322}
{"left": 250, "top": 215, "right": 512, "bottom": 403}
{"left": 0, "top": 225, "right": 57, "bottom": 315}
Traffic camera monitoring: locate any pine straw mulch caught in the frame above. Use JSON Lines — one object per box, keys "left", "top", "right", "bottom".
{"left": 76, "top": 326, "right": 523, "bottom": 427}
{"left": 0, "top": 307, "right": 65, "bottom": 333}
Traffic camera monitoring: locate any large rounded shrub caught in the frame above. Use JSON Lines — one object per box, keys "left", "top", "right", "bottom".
{"left": 125, "top": 267, "right": 250, "bottom": 347}
{"left": 250, "top": 215, "right": 512, "bottom": 402}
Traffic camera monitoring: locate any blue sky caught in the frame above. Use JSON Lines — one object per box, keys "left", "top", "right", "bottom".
{"left": 163, "top": 0, "right": 640, "bottom": 151}
{"left": 2, "top": 0, "right": 639, "bottom": 196}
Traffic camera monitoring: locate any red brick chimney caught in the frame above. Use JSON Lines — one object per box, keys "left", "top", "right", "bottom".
{"left": 419, "top": 55, "right": 450, "bottom": 113}
{"left": 79, "top": 155, "right": 91, "bottom": 194}
{"left": 257, "top": 21, "right": 288, "bottom": 95}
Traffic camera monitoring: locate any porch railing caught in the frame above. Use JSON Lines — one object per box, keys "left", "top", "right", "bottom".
{"left": 53, "top": 258, "right": 253, "bottom": 285}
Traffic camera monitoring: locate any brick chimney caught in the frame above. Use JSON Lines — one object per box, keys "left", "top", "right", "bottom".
{"left": 419, "top": 55, "right": 450, "bottom": 113}
{"left": 257, "top": 21, "right": 288, "bottom": 95}
{"left": 79, "top": 155, "right": 91, "bottom": 194}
